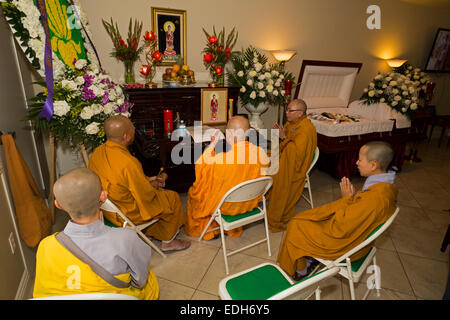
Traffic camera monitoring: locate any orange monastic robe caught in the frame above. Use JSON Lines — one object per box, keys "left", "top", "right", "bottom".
{"left": 267, "top": 115, "right": 317, "bottom": 232}
{"left": 277, "top": 182, "right": 398, "bottom": 276}
{"left": 89, "top": 140, "right": 186, "bottom": 241}
{"left": 184, "top": 140, "right": 269, "bottom": 240}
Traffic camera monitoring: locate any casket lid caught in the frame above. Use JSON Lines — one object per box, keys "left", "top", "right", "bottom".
{"left": 294, "top": 60, "right": 362, "bottom": 109}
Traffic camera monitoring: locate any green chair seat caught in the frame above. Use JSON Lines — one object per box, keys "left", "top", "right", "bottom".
{"left": 104, "top": 216, "right": 119, "bottom": 228}
{"left": 221, "top": 207, "right": 261, "bottom": 223}
{"left": 225, "top": 264, "right": 292, "bottom": 300}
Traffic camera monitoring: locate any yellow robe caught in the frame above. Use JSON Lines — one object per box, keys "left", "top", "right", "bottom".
{"left": 184, "top": 141, "right": 269, "bottom": 240}
{"left": 33, "top": 233, "right": 159, "bottom": 299}
{"left": 89, "top": 140, "right": 185, "bottom": 241}
{"left": 267, "top": 115, "right": 317, "bottom": 232}
{"left": 277, "top": 182, "right": 398, "bottom": 276}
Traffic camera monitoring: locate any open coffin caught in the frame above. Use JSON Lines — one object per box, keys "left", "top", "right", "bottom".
{"left": 294, "top": 60, "right": 418, "bottom": 178}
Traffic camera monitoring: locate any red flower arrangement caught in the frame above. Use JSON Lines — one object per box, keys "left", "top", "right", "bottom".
{"left": 141, "top": 30, "right": 162, "bottom": 87}
{"left": 202, "top": 26, "right": 238, "bottom": 86}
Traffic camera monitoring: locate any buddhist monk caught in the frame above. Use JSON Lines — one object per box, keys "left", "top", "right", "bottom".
{"left": 267, "top": 99, "right": 317, "bottom": 232}
{"left": 88, "top": 115, "right": 190, "bottom": 253}
{"left": 33, "top": 168, "right": 159, "bottom": 299}
{"left": 277, "top": 141, "right": 397, "bottom": 281}
{"left": 184, "top": 116, "right": 269, "bottom": 240}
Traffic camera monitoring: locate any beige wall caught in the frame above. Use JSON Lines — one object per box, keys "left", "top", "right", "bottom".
{"left": 80, "top": 0, "right": 450, "bottom": 124}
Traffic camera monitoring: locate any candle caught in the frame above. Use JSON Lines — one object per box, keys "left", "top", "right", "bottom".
{"left": 164, "top": 110, "right": 173, "bottom": 133}
{"left": 284, "top": 80, "right": 293, "bottom": 95}
{"left": 140, "top": 65, "right": 150, "bottom": 76}
{"left": 228, "top": 99, "right": 234, "bottom": 120}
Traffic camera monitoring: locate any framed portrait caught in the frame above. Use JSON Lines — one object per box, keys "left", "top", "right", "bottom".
{"left": 201, "top": 88, "right": 228, "bottom": 126}
{"left": 151, "top": 7, "right": 187, "bottom": 66}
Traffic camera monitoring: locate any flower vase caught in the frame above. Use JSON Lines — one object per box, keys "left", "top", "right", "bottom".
{"left": 244, "top": 102, "right": 269, "bottom": 129}
{"left": 124, "top": 60, "right": 135, "bottom": 84}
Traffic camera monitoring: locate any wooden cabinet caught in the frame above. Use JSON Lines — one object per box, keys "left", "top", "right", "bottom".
{"left": 123, "top": 83, "right": 240, "bottom": 193}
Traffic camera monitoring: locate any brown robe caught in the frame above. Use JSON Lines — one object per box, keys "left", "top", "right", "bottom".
{"left": 267, "top": 115, "right": 317, "bottom": 232}
{"left": 277, "top": 182, "right": 398, "bottom": 276}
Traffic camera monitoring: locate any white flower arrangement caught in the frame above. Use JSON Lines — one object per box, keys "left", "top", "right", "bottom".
{"left": 228, "top": 46, "right": 291, "bottom": 107}
{"left": 361, "top": 63, "right": 431, "bottom": 119}
{"left": 26, "top": 59, "right": 132, "bottom": 148}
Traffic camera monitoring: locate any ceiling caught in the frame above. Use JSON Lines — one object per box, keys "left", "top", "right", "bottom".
{"left": 399, "top": 0, "right": 450, "bottom": 9}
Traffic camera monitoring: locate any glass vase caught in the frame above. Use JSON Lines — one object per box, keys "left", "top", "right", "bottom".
{"left": 124, "top": 60, "right": 135, "bottom": 84}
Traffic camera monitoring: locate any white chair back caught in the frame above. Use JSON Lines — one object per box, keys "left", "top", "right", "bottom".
{"left": 220, "top": 176, "right": 273, "bottom": 204}
{"left": 307, "top": 147, "right": 320, "bottom": 175}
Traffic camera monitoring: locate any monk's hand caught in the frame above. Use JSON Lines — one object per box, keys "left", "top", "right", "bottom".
{"left": 148, "top": 176, "right": 161, "bottom": 189}
{"left": 340, "top": 177, "right": 355, "bottom": 198}
{"left": 273, "top": 122, "right": 286, "bottom": 140}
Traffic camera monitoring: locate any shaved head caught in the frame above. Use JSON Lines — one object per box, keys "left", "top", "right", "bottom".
{"left": 364, "top": 141, "right": 394, "bottom": 172}
{"left": 54, "top": 168, "right": 102, "bottom": 219}
{"left": 226, "top": 116, "right": 250, "bottom": 144}
{"left": 289, "top": 99, "right": 307, "bottom": 112}
{"left": 104, "top": 115, "right": 134, "bottom": 143}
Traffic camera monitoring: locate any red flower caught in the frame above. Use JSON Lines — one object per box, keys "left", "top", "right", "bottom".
{"left": 119, "top": 39, "right": 125, "bottom": 46}
{"left": 152, "top": 50, "right": 162, "bottom": 61}
{"left": 208, "top": 36, "right": 217, "bottom": 44}
{"left": 215, "top": 66, "right": 222, "bottom": 76}
{"left": 203, "top": 52, "right": 213, "bottom": 63}
{"left": 226, "top": 47, "right": 231, "bottom": 53}
{"left": 144, "top": 30, "right": 156, "bottom": 41}
{"left": 140, "top": 65, "right": 150, "bottom": 76}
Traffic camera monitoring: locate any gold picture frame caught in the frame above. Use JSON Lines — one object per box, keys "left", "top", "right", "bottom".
{"left": 151, "top": 7, "right": 187, "bottom": 66}
{"left": 201, "top": 88, "right": 228, "bottom": 126}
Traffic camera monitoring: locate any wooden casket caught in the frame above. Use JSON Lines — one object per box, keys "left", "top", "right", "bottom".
{"left": 293, "top": 60, "right": 419, "bottom": 179}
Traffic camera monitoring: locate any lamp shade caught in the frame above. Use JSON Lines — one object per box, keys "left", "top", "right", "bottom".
{"left": 386, "top": 59, "right": 407, "bottom": 68}
{"left": 270, "top": 50, "right": 296, "bottom": 62}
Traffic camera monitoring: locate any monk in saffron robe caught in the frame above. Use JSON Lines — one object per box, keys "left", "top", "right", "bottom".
{"left": 33, "top": 168, "right": 159, "bottom": 299}
{"left": 89, "top": 115, "right": 190, "bottom": 253}
{"left": 277, "top": 141, "right": 398, "bottom": 281}
{"left": 184, "top": 116, "right": 269, "bottom": 240}
{"left": 267, "top": 99, "right": 317, "bottom": 232}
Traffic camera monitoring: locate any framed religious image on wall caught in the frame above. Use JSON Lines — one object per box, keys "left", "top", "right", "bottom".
{"left": 151, "top": 7, "right": 187, "bottom": 66}
{"left": 201, "top": 88, "right": 228, "bottom": 126}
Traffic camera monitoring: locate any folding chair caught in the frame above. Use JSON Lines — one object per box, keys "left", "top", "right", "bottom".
{"left": 301, "top": 146, "right": 319, "bottom": 208}
{"left": 101, "top": 198, "right": 166, "bottom": 258}
{"left": 198, "top": 177, "right": 273, "bottom": 275}
{"left": 30, "top": 293, "right": 138, "bottom": 300}
{"left": 313, "top": 207, "right": 400, "bottom": 300}
{"left": 219, "top": 262, "right": 340, "bottom": 300}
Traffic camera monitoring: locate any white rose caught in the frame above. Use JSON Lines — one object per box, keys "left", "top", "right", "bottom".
{"left": 394, "top": 95, "right": 402, "bottom": 101}
{"left": 53, "top": 100, "right": 70, "bottom": 117}
{"left": 91, "top": 103, "right": 103, "bottom": 115}
{"left": 250, "top": 91, "right": 256, "bottom": 99}
{"left": 61, "top": 80, "right": 77, "bottom": 91}
{"left": 240, "top": 86, "right": 246, "bottom": 93}
{"left": 410, "top": 103, "right": 418, "bottom": 110}
{"left": 369, "top": 82, "right": 375, "bottom": 88}
{"left": 266, "top": 84, "right": 274, "bottom": 93}
{"left": 273, "top": 90, "right": 279, "bottom": 96}
{"left": 401, "top": 107, "right": 407, "bottom": 112}
{"left": 85, "top": 122, "right": 100, "bottom": 135}
{"left": 392, "top": 101, "right": 398, "bottom": 107}
{"left": 281, "top": 90, "right": 285, "bottom": 96}
{"left": 103, "top": 103, "right": 116, "bottom": 114}
{"left": 80, "top": 106, "right": 94, "bottom": 120}
{"left": 378, "top": 90, "right": 383, "bottom": 94}
{"left": 385, "top": 77, "right": 392, "bottom": 82}
{"left": 382, "top": 84, "right": 387, "bottom": 89}
{"left": 248, "top": 70, "right": 257, "bottom": 78}
{"left": 405, "top": 100, "right": 411, "bottom": 105}
{"left": 374, "top": 74, "right": 383, "bottom": 80}
{"left": 380, "top": 98, "right": 385, "bottom": 103}
{"left": 402, "top": 91, "right": 409, "bottom": 96}
{"left": 393, "top": 89, "right": 399, "bottom": 94}
{"left": 75, "top": 59, "right": 87, "bottom": 70}
{"left": 275, "top": 80, "right": 281, "bottom": 87}
{"left": 257, "top": 82, "right": 264, "bottom": 90}
{"left": 244, "top": 61, "right": 249, "bottom": 67}
{"left": 389, "top": 81, "right": 397, "bottom": 86}
{"left": 255, "top": 63, "right": 263, "bottom": 72}
{"left": 279, "top": 74, "right": 284, "bottom": 80}
{"left": 420, "top": 78, "right": 426, "bottom": 83}
{"left": 237, "top": 71, "right": 244, "bottom": 77}
{"left": 74, "top": 76, "right": 85, "bottom": 86}
{"left": 368, "top": 90, "right": 375, "bottom": 97}
{"left": 259, "top": 91, "right": 266, "bottom": 98}
{"left": 271, "top": 70, "right": 279, "bottom": 77}
{"left": 409, "top": 87, "right": 415, "bottom": 93}
{"left": 364, "top": 88, "right": 368, "bottom": 93}
{"left": 247, "top": 79, "right": 254, "bottom": 86}
{"left": 89, "top": 85, "right": 104, "bottom": 98}
{"left": 258, "top": 74, "right": 265, "bottom": 81}
{"left": 264, "top": 72, "right": 271, "bottom": 79}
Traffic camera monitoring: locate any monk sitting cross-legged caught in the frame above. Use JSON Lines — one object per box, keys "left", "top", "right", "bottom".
{"left": 184, "top": 116, "right": 270, "bottom": 240}
{"left": 277, "top": 141, "right": 398, "bottom": 281}
{"left": 267, "top": 99, "right": 317, "bottom": 232}
{"left": 33, "top": 168, "right": 159, "bottom": 299}
{"left": 88, "top": 115, "right": 190, "bottom": 253}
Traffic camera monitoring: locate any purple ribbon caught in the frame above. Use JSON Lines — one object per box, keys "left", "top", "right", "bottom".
{"left": 35, "top": 0, "right": 54, "bottom": 122}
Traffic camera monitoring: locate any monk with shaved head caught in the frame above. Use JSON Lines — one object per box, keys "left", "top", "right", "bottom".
{"left": 184, "top": 116, "right": 270, "bottom": 240}
{"left": 267, "top": 99, "right": 317, "bottom": 232}
{"left": 89, "top": 115, "right": 190, "bottom": 253}
{"left": 277, "top": 141, "right": 398, "bottom": 281}
{"left": 33, "top": 168, "right": 159, "bottom": 299}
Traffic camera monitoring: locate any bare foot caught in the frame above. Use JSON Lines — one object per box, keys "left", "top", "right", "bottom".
{"left": 160, "top": 239, "right": 191, "bottom": 253}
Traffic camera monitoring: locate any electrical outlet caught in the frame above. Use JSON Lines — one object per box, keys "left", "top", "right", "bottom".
{"left": 8, "top": 232, "right": 16, "bottom": 255}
